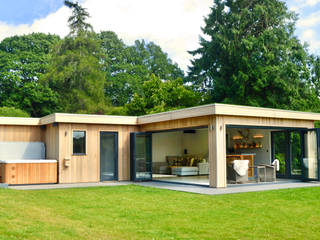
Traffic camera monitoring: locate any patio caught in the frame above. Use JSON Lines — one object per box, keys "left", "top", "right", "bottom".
{"left": 136, "top": 180, "right": 320, "bottom": 195}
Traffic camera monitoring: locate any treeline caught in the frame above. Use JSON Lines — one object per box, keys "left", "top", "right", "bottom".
{"left": 1, "top": 0, "right": 320, "bottom": 118}
{"left": 0, "top": 31, "right": 198, "bottom": 117}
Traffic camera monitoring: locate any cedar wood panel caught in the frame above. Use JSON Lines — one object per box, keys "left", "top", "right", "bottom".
{"left": 0, "top": 125, "right": 44, "bottom": 142}
{"left": 58, "top": 123, "right": 138, "bottom": 183}
{"left": 0, "top": 162, "right": 57, "bottom": 184}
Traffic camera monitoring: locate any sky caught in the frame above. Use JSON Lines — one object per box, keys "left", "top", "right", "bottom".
{"left": 0, "top": 0, "right": 320, "bottom": 72}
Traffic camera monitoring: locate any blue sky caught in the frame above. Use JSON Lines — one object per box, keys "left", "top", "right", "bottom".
{"left": 0, "top": 0, "right": 64, "bottom": 25}
{"left": 0, "top": 0, "right": 320, "bottom": 70}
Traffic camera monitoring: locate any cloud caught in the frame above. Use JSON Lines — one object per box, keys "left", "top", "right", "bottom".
{"left": 305, "top": 0, "right": 320, "bottom": 6}
{"left": 297, "top": 11, "right": 320, "bottom": 27}
{"left": 292, "top": 0, "right": 320, "bottom": 8}
{"left": 0, "top": 6, "right": 70, "bottom": 41}
{"left": 301, "top": 29, "right": 320, "bottom": 54}
{"left": 0, "top": 0, "right": 212, "bottom": 71}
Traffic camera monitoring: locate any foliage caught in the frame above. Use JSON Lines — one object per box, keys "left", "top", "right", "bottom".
{"left": 64, "top": 0, "right": 93, "bottom": 36}
{"left": 125, "top": 74, "right": 199, "bottom": 115}
{"left": 188, "top": 0, "right": 320, "bottom": 111}
{"left": 0, "top": 33, "right": 61, "bottom": 116}
{"left": 97, "top": 30, "right": 188, "bottom": 113}
{"left": 0, "top": 106, "right": 29, "bottom": 117}
{"left": 41, "top": 1, "right": 107, "bottom": 114}
{"left": 97, "top": 31, "right": 185, "bottom": 106}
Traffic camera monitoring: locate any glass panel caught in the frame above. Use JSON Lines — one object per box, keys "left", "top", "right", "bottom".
{"left": 303, "top": 131, "right": 318, "bottom": 179}
{"left": 100, "top": 133, "right": 116, "bottom": 181}
{"left": 272, "top": 132, "right": 286, "bottom": 176}
{"left": 73, "top": 131, "right": 86, "bottom": 154}
{"left": 135, "top": 134, "right": 152, "bottom": 180}
{"left": 290, "top": 132, "right": 302, "bottom": 176}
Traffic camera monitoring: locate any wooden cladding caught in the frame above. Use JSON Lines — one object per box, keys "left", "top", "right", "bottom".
{"left": 140, "top": 116, "right": 210, "bottom": 132}
{"left": 0, "top": 162, "right": 57, "bottom": 185}
{"left": 0, "top": 125, "right": 44, "bottom": 142}
{"left": 58, "top": 123, "right": 138, "bottom": 184}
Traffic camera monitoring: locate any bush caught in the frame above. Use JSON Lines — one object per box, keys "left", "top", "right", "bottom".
{"left": 0, "top": 107, "right": 30, "bottom": 117}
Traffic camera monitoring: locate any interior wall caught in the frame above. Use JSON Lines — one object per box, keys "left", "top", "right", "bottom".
{"left": 152, "top": 131, "right": 183, "bottom": 163}
{"left": 152, "top": 128, "right": 209, "bottom": 163}
{"left": 226, "top": 128, "right": 271, "bottom": 165}
{"left": 182, "top": 128, "right": 208, "bottom": 156}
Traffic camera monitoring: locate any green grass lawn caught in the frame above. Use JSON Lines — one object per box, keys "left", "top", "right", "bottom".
{"left": 0, "top": 185, "right": 320, "bottom": 240}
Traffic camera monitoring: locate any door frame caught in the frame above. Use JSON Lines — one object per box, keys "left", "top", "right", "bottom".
{"left": 130, "top": 132, "right": 152, "bottom": 182}
{"left": 99, "top": 131, "right": 118, "bottom": 181}
{"left": 271, "top": 129, "right": 320, "bottom": 181}
{"left": 302, "top": 128, "right": 320, "bottom": 181}
{"left": 271, "top": 130, "right": 304, "bottom": 179}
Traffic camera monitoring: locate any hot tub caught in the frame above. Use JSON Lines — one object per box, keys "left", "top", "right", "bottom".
{"left": 0, "top": 142, "right": 57, "bottom": 185}
{"left": 0, "top": 160, "right": 57, "bottom": 185}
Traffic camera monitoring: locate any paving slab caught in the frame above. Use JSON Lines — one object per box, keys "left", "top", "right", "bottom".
{"left": 0, "top": 183, "right": 8, "bottom": 188}
{"left": 135, "top": 181, "right": 320, "bottom": 195}
{"left": 8, "top": 181, "right": 131, "bottom": 190}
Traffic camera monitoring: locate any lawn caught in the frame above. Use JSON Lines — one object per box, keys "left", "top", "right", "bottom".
{"left": 0, "top": 185, "right": 320, "bottom": 240}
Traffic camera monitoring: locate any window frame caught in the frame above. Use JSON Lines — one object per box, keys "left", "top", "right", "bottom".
{"left": 72, "top": 130, "right": 87, "bottom": 155}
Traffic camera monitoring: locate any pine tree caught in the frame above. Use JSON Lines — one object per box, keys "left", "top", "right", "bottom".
{"left": 42, "top": 0, "right": 107, "bottom": 114}
{"left": 188, "top": 0, "right": 319, "bottom": 111}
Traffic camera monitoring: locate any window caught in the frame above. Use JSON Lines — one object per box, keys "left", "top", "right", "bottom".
{"left": 73, "top": 131, "right": 86, "bottom": 155}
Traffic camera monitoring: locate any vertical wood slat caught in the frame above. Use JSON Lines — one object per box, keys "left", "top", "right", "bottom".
{"left": 57, "top": 123, "right": 138, "bottom": 183}
{"left": 0, "top": 125, "right": 44, "bottom": 142}
{"left": 0, "top": 163, "right": 57, "bottom": 185}
{"left": 209, "top": 116, "right": 227, "bottom": 188}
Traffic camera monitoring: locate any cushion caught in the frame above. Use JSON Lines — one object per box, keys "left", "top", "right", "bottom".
{"left": 233, "top": 160, "right": 249, "bottom": 176}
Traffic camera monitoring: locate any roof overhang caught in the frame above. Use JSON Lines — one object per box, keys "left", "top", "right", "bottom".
{"left": 137, "top": 103, "right": 320, "bottom": 124}
{"left": 40, "top": 113, "right": 138, "bottom": 125}
{"left": 0, "top": 117, "right": 40, "bottom": 126}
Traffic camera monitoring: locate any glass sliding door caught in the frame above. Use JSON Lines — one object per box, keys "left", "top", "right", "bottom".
{"left": 303, "top": 129, "right": 319, "bottom": 180}
{"left": 271, "top": 131, "right": 287, "bottom": 177}
{"left": 130, "top": 133, "right": 152, "bottom": 181}
{"left": 100, "top": 132, "right": 118, "bottom": 181}
{"left": 272, "top": 130, "right": 303, "bottom": 179}
{"left": 290, "top": 131, "right": 303, "bottom": 177}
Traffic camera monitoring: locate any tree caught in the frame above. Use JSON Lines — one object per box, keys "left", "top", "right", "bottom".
{"left": 42, "top": 1, "right": 107, "bottom": 114}
{"left": 97, "top": 31, "right": 185, "bottom": 106}
{"left": 188, "top": 0, "right": 319, "bottom": 111}
{"left": 125, "top": 74, "right": 199, "bottom": 115}
{"left": 0, "top": 33, "right": 61, "bottom": 116}
{"left": 0, "top": 106, "right": 30, "bottom": 117}
{"left": 64, "top": 0, "right": 93, "bottom": 36}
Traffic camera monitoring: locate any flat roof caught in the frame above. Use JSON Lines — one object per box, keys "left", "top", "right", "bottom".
{"left": 0, "top": 117, "right": 40, "bottom": 126}
{"left": 137, "top": 103, "right": 320, "bottom": 124}
{"left": 1, "top": 103, "right": 320, "bottom": 126}
{"left": 40, "top": 113, "right": 138, "bottom": 125}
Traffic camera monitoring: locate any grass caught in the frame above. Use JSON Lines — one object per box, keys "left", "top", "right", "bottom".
{"left": 0, "top": 185, "right": 320, "bottom": 240}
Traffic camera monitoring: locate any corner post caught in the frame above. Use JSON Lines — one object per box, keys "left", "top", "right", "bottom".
{"left": 209, "top": 116, "right": 227, "bottom": 188}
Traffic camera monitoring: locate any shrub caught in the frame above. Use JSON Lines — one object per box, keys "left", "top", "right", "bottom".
{"left": 0, "top": 107, "right": 30, "bottom": 117}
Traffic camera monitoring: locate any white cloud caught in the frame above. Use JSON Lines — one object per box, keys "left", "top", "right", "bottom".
{"left": 297, "top": 11, "right": 320, "bottom": 27}
{"left": 292, "top": 0, "right": 320, "bottom": 7}
{"left": 0, "top": 0, "right": 212, "bottom": 71}
{"left": 305, "top": 0, "right": 320, "bottom": 6}
{"left": 301, "top": 29, "right": 320, "bottom": 54}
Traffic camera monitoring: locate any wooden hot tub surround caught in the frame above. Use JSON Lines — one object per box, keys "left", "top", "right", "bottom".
{"left": 0, "top": 160, "right": 57, "bottom": 185}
